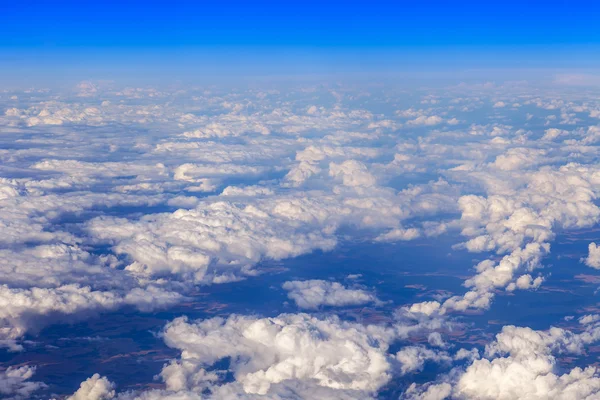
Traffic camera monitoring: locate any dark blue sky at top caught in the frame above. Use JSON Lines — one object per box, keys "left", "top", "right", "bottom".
{"left": 2, "top": 0, "right": 600, "bottom": 48}
{"left": 1, "top": 1, "right": 600, "bottom": 83}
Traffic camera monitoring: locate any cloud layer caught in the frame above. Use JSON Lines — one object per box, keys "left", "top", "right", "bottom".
{"left": 3, "top": 79, "right": 600, "bottom": 398}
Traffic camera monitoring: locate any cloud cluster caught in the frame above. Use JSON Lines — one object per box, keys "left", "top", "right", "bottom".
{"left": 146, "top": 313, "right": 396, "bottom": 397}
{"left": 4, "top": 79, "right": 600, "bottom": 399}
{"left": 282, "top": 280, "right": 378, "bottom": 309}
{"left": 3, "top": 83, "right": 458, "bottom": 351}
{"left": 437, "top": 161, "right": 600, "bottom": 313}
{"left": 406, "top": 316, "right": 600, "bottom": 400}
{"left": 0, "top": 283, "right": 182, "bottom": 346}
{"left": 72, "top": 307, "right": 463, "bottom": 399}
{"left": 0, "top": 366, "right": 45, "bottom": 400}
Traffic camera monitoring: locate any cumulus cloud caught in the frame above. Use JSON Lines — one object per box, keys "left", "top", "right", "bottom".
{"left": 0, "top": 366, "right": 46, "bottom": 400}
{"left": 406, "top": 319, "right": 600, "bottom": 400}
{"left": 329, "top": 160, "right": 377, "bottom": 187}
{"left": 0, "top": 83, "right": 456, "bottom": 349}
{"left": 375, "top": 227, "right": 420, "bottom": 242}
{"left": 81, "top": 308, "right": 456, "bottom": 400}
{"left": 408, "top": 301, "right": 441, "bottom": 316}
{"left": 440, "top": 160, "right": 600, "bottom": 312}
{"left": 541, "top": 128, "right": 568, "bottom": 141}
{"left": 71, "top": 303, "right": 460, "bottom": 399}
{"left": 85, "top": 170, "right": 449, "bottom": 286}
{"left": 282, "top": 280, "right": 378, "bottom": 309}
{"left": 6, "top": 79, "right": 600, "bottom": 399}
{"left": 86, "top": 200, "right": 338, "bottom": 284}
{"left": 156, "top": 313, "right": 397, "bottom": 397}
{"left": 67, "top": 374, "right": 116, "bottom": 400}
{"left": 406, "top": 115, "right": 444, "bottom": 126}
{"left": 395, "top": 346, "right": 452, "bottom": 375}
{"left": 583, "top": 242, "right": 600, "bottom": 269}
{"left": 0, "top": 284, "right": 182, "bottom": 342}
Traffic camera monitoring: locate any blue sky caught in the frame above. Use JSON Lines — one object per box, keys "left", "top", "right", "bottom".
{"left": 3, "top": 1, "right": 600, "bottom": 48}
{"left": 2, "top": 0, "right": 600, "bottom": 83}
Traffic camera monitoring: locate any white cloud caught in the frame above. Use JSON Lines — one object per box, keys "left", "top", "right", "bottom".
{"left": 409, "top": 301, "right": 441, "bottom": 316}
{"left": 405, "top": 382, "right": 452, "bottom": 400}
{"left": 329, "top": 160, "right": 377, "bottom": 187}
{"left": 156, "top": 313, "right": 397, "bottom": 397}
{"left": 506, "top": 274, "right": 544, "bottom": 292}
{"left": 376, "top": 227, "right": 420, "bottom": 242}
{"left": 6, "top": 81, "right": 600, "bottom": 399}
{"left": 541, "top": 128, "right": 568, "bottom": 141}
{"left": 0, "top": 284, "right": 182, "bottom": 342}
{"left": 282, "top": 280, "right": 378, "bottom": 309}
{"left": 0, "top": 366, "right": 45, "bottom": 400}
{"left": 75, "top": 304, "right": 458, "bottom": 399}
{"left": 395, "top": 346, "right": 452, "bottom": 375}
{"left": 407, "top": 320, "right": 600, "bottom": 400}
{"left": 406, "top": 115, "right": 444, "bottom": 126}
{"left": 66, "top": 374, "right": 116, "bottom": 400}
{"left": 583, "top": 242, "right": 600, "bottom": 269}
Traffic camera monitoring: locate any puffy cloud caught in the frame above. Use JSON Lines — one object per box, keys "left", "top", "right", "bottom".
{"left": 453, "top": 328, "right": 600, "bottom": 400}
{"left": 0, "top": 366, "right": 46, "bottom": 400}
{"left": 406, "top": 320, "right": 600, "bottom": 400}
{"left": 0, "top": 284, "right": 182, "bottom": 341}
{"left": 0, "top": 228, "right": 184, "bottom": 344}
{"left": 156, "top": 313, "right": 397, "bottom": 397}
{"left": 284, "top": 161, "right": 322, "bottom": 187}
{"left": 79, "top": 306, "right": 458, "bottom": 399}
{"left": 182, "top": 121, "right": 270, "bottom": 139}
{"left": 282, "top": 280, "right": 378, "bottom": 309}
{"left": 541, "top": 128, "right": 568, "bottom": 141}
{"left": 506, "top": 274, "right": 544, "bottom": 292}
{"left": 491, "top": 148, "right": 547, "bottom": 171}
{"left": 86, "top": 171, "right": 450, "bottom": 286}
{"left": 376, "top": 227, "right": 420, "bottom": 242}
{"left": 173, "top": 163, "right": 270, "bottom": 182}
{"left": 284, "top": 145, "right": 380, "bottom": 187}
{"left": 86, "top": 200, "right": 338, "bottom": 284}
{"left": 67, "top": 374, "right": 116, "bottom": 400}
{"left": 0, "top": 285, "right": 122, "bottom": 341}
{"left": 329, "top": 160, "right": 377, "bottom": 187}
{"left": 7, "top": 81, "right": 600, "bottom": 400}
{"left": 75, "top": 81, "right": 99, "bottom": 97}
{"left": 395, "top": 346, "right": 452, "bottom": 375}
{"left": 583, "top": 242, "right": 600, "bottom": 269}
{"left": 405, "top": 382, "right": 452, "bottom": 400}
{"left": 306, "top": 105, "right": 319, "bottom": 115}
{"left": 442, "top": 161, "right": 600, "bottom": 312}
{"left": 220, "top": 185, "right": 275, "bottom": 197}
{"left": 409, "top": 301, "right": 441, "bottom": 316}
{"left": 406, "top": 115, "right": 444, "bottom": 126}
{"left": 109, "top": 382, "right": 371, "bottom": 400}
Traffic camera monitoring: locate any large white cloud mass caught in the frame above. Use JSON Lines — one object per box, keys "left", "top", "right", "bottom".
{"left": 158, "top": 313, "right": 395, "bottom": 396}
{"left": 68, "top": 310, "right": 466, "bottom": 399}
{"left": 4, "top": 79, "right": 600, "bottom": 398}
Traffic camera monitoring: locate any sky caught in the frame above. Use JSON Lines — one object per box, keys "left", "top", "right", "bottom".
{"left": 2, "top": 1, "right": 600, "bottom": 83}
{"left": 4, "top": 2, "right": 600, "bottom": 400}
{"left": 4, "top": 0, "right": 600, "bottom": 47}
